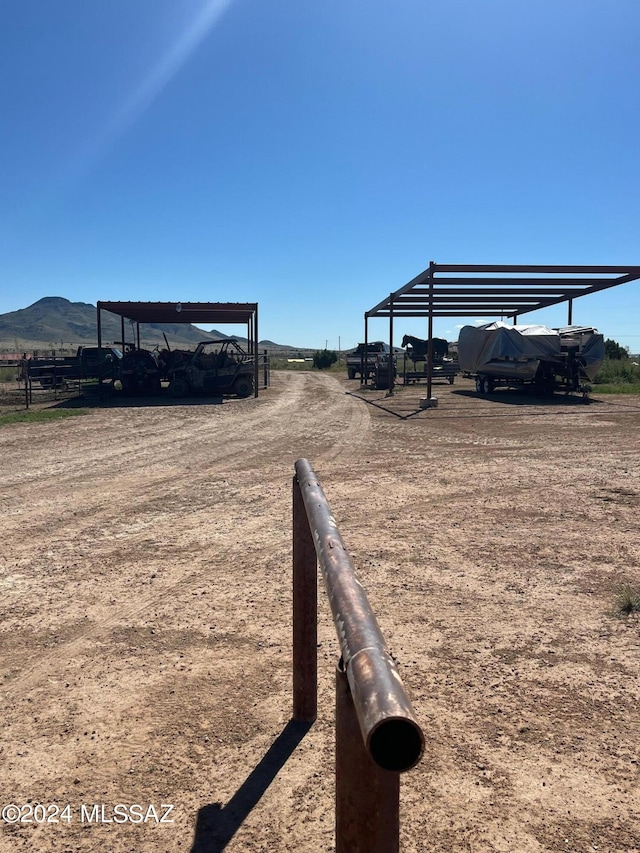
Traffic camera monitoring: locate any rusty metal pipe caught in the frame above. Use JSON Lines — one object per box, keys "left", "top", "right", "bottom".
{"left": 294, "top": 458, "right": 424, "bottom": 772}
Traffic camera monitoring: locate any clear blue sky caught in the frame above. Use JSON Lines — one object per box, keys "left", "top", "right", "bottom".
{"left": 2, "top": 0, "right": 639, "bottom": 349}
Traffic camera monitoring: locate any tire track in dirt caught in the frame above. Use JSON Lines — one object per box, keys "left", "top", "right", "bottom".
{"left": 1, "top": 372, "right": 369, "bottom": 699}
{"left": 1, "top": 372, "right": 361, "bottom": 537}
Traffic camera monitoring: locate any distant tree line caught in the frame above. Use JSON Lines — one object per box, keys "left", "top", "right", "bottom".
{"left": 604, "top": 338, "right": 628, "bottom": 360}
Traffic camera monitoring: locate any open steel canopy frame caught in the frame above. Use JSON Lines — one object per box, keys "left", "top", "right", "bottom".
{"left": 364, "top": 263, "right": 640, "bottom": 399}
{"left": 96, "top": 301, "right": 260, "bottom": 398}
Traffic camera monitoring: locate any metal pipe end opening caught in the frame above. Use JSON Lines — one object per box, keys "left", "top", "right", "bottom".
{"left": 368, "top": 719, "right": 425, "bottom": 772}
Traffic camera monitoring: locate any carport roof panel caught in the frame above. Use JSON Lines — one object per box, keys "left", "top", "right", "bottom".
{"left": 366, "top": 264, "right": 640, "bottom": 318}
{"left": 97, "top": 301, "right": 258, "bottom": 325}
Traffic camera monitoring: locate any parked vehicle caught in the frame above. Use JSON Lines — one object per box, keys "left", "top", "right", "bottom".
{"left": 167, "top": 340, "right": 254, "bottom": 398}
{"left": 120, "top": 348, "right": 162, "bottom": 396}
{"left": 458, "top": 322, "right": 604, "bottom": 398}
{"left": 26, "top": 346, "right": 122, "bottom": 388}
{"left": 346, "top": 342, "right": 395, "bottom": 380}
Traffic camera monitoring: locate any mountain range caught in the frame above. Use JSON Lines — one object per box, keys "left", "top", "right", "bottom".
{"left": 0, "top": 297, "right": 289, "bottom": 350}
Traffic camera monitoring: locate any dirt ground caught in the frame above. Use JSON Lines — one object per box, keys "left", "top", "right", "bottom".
{"left": 1, "top": 371, "right": 639, "bottom": 853}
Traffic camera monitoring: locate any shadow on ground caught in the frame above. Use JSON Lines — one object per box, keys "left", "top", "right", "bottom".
{"left": 450, "top": 388, "right": 599, "bottom": 407}
{"left": 190, "top": 719, "right": 313, "bottom": 853}
{"left": 50, "top": 389, "right": 228, "bottom": 409}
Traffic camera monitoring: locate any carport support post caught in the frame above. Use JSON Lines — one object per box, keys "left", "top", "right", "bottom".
{"left": 253, "top": 305, "right": 259, "bottom": 398}
{"left": 335, "top": 662, "right": 400, "bottom": 853}
{"left": 97, "top": 305, "right": 103, "bottom": 401}
{"left": 292, "top": 476, "right": 317, "bottom": 722}
{"left": 426, "top": 262, "right": 434, "bottom": 401}
{"left": 388, "top": 293, "right": 394, "bottom": 394}
{"left": 363, "top": 314, "right": 369, "bottom": 386}
{"left": 568, "top": 298, "right": 573, "bottom": 325}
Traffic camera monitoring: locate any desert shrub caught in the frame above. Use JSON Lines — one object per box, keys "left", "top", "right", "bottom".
{"left": 616, "top": 583, "right": 640, "bottom": 615}
{"left": 269, "top": 358, "right": 310, "bottom": 371}
{"left": 0, "top": 367, "right": 18, "bottom": 382}
{"left": 313, "top": 349, "right": 338, "bottom": 370}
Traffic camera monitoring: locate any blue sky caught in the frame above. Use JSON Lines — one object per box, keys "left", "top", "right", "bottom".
{"left": 1, "top": 0, "right": 639, "bottom": 349}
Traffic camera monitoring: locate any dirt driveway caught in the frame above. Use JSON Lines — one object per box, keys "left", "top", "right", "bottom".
{"left": 1, "top": 372, "right": 639, "bottom": 852}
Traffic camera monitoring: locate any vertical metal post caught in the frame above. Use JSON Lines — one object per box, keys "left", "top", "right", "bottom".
{"left": 388, "top": 293, "right": 394, "bottom": 394}
{"left": 426, "top": 262, "right": 434, "bottom": 401}
{"left": 53, "top": 352, "right": 58, "bottom": 400}
{"left": 335, "top": 662, "right": 400, "bottom": 853}
{"left": 247, "top": 318, "right": 252, "bottom": 392}
{"left": 253, "top": 305, "right": 259, "bottom": 398}
{"left": 120, "top": 316, "right": 125, "bottom": 351}
{"left": 263, "top": 348, "right": 268, "bottom": 388}
{"left": 513, "top": 314, "right": 518, "bottom": 326}
{"left": 292, "top": 476, "right": 317, "bottom": 722}
{"left": 363, "top": 315, "right": 369, "bottom": 386}
{"left": 24, "top": 359, "right": 29, "bottom": 410}
{"left": 568, "top": 298, "right": 573, "bottom": 325}
{"left": 136, "top": 322, "right": 141, "bottom": 350}
{"left": 97, "top": 306, "right": 103, "bottom": 401}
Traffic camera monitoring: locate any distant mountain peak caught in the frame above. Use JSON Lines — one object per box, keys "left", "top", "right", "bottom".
{"left": 32, "top": 296, "right": 71, "bottom": 304}
{"left": 0, "top": 296, "right": 295, "bottom": 349}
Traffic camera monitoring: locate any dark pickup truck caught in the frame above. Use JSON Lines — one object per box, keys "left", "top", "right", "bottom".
{"left": 346, "top": 342, "right": 395, "bottom": 381}
{"left": 26, "top": 346, "right": 122, "bottom": 388}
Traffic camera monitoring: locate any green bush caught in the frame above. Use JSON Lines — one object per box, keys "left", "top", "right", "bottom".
{"left": 313, "top": 349, "right": 338, "bottom": 370}
{"left": 593, "top": 358, "right": 640, "bottom": 386}
{"left": 604, "top": 338, "right": 629, "bottom": 360}
{"left": 269, "top": 358, "right": 310, "bottom": 371}
{"left": 0, "top": 366, "right": 18, "bottom": 382}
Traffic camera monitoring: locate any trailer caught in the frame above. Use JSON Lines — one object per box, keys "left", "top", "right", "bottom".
{"left": 400, "top": 361, "right": 460, "bottom": 386}
{"left": 458, "top": 322, "right": 604, "bottom": 398}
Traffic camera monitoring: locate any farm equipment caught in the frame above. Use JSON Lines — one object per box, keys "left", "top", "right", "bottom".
{"left": 371, "top": 359, "right": 397, "bottom": 390}
{"left": 120, "top": 348, "right": 162, "bottom": 396}
{"left": 167, "top": 340, "right": 254, "bottom": 398}
{"left": 458, "top": 322, "right": 604, "bottom": 398}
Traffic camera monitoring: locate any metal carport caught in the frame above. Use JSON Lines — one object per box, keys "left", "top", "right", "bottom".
{"left": 97, "top": 301, "right": 260, "bottom": 398}
{"left": 365, "top": 263, "right": 640, "bottom": 398}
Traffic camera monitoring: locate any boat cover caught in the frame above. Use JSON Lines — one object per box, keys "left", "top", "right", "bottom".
{"left": 458, "top": 322, "right": 604, "bottom": 381}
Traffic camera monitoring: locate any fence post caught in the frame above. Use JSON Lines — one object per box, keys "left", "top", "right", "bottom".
{"left": 335, "top": 661, "right": 400, "bottom": 853}
{"left": 292, "top": 475, "right": 317, "bottom": 722}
